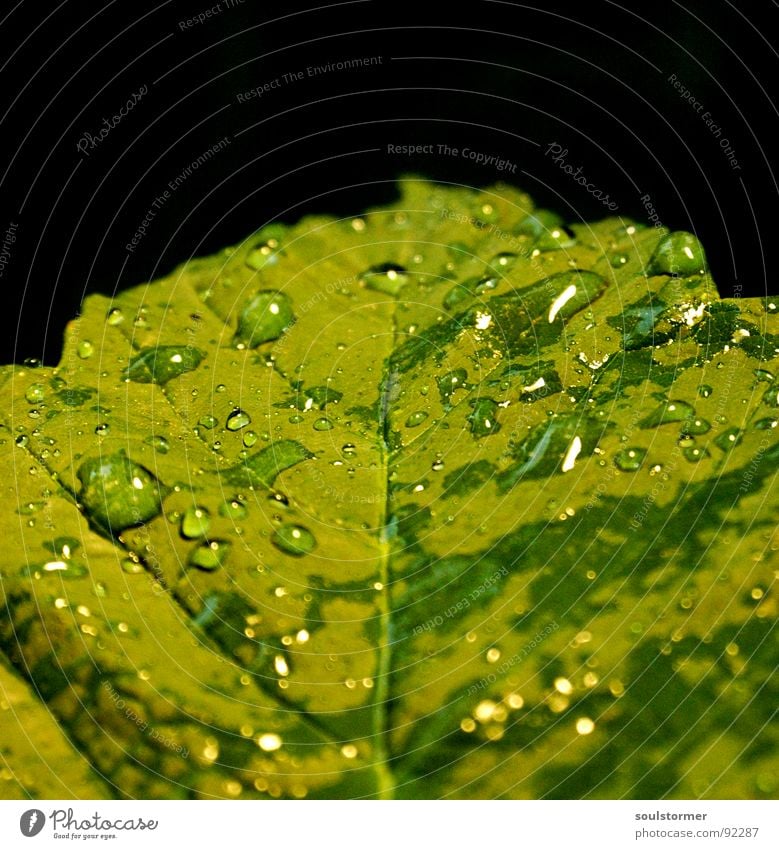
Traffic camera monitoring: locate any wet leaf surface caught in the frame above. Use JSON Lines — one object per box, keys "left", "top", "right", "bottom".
{"left": 0, "top": 180, "right": 776, "bottom": 799}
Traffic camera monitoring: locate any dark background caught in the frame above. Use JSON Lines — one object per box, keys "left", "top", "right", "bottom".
{"left": 0, "top": 0, "right": 776, "bottom": 364}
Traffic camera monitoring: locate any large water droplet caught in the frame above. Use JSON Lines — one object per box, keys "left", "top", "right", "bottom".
{"left": 360, "top": 263, "right": 409, "bottom": 295}
{"left": 762, "top": 386, "right": 779, "bottom": 408}
{"left": 77, "top": 341, "right": 95, "bottom": 359}
{"left": 468, "top": 398, "right": 501, "bottom": 437}
{"left": 640, "top": 399, "right": 695, "bottom": 428}
{"left": 220, "top": 500, "right": 248, "bottom": 520}
{"left": 77, "top": 452, "right": 166, "bottom": 532}
{"left": 124, "top": 346, "right": 204, "bottom": 384}
{"left": 714, "top": 427, "right": 742, "bottom": 452}
{"left": 405, "top": 411, "right": 429, "bottom": 428}
{"left": 683, "top": 445, "right": 710, "bottom": 463}
{"left": 648, "top": 232, "right": 707, "bottom": 276}
{"left": 226, "top": 409, "right": 251, "bottom": 431}
{"left": 181, "top": 506, "right": 211, "bottom": 539}
{"left": 245, "top": 226, "right": 285, "bottom": 271}
{"left": 614, "top": 447, "right": 647, "bottom": 471}
{"left": 272, "top": 524, "right": 316, "bottom": 556}
{"left": 189, "top": 540, "right": 231, "bottom": 571}
{"left": 235, "top": 291, "right": 295, "bottom": 347}
{"left": 144, "top": 434, "right": 170, "bottom": 454}
{"left": 437, "top": 368, "right": 468, "bottom": 408}
{"left": 25, "top": 384, "right": 46, "bottom": 403}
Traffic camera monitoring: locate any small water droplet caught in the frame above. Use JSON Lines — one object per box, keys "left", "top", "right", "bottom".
{"left": 77, "top": 340, "right": 95, "bottom": 359}
{"left": 754, "top": 417, "right": 778, "bottom": 430}
{"left": 698, "top": 385, "right": 714, "bottom": 398}
{"left": 94, "top": 422, "right": 110, "bottom": 436}
{"left": 199, "top": 415, "right": 218, "bottom": 429}
{"left": 15, "top": 434, "right": 28, "bottom": 447}
{"left": 432, "top": 459, "right": 445, "bottom": 471}
{"left": 313, "top": 417, "right": 333, "bottom": 431}
{"left": 106, "top": 307, "right": 124, "bottom": 326}
{"left": 341, "top": 443, "right": 357, "bottom": 457}
{"left": 272, "top": 524, "right": 316, "bottom": 556}
{"left": 609, "top": 252, "right": 629, "bottom": 268}
{"left": 243, "top": 430, "right": 258, "bottom": 447}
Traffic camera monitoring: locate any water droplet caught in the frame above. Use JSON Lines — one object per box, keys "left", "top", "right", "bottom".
{"left": 124, "top": 346, "right": 204, "bottom": 384}
{"left": 405, "top": 411, "right": 429, "bottom": 428}
{"left": 106, "top": 307, "right": 124, "bottom": 326}
{"left": 220, "top": 500, "right": 248, "bottom": 520}
{"left": 437, "top": 368, "right": 468, "bottom": 408}
{"left": 144, "top": 434, "right": 170, "bottom": 454}
{"left": 762, "top": 386, "right": 779, "bottom": 408}
{"left": 121, "top": 557, "right": 145, "bottom": 574}
{"left": 189, "top": 539, "right": 230, "bottom": 571}
{"left": 491, "top": 253, "right": 518, "bottom": 270}
{"left": 272, "top": 524, "right": 316, "bottom": 556}
{"left": 199, "top": 415, "right": 218, "bottom": 429}
{"left": 648, "top": 231, "right": 707, "bottom": 276}
{"left": 714, "top": 427, "right": 742, "bottom": 452}
{"left": 614, "top": 447, "right": 647, "bottom": 472}
{"left": 341, "top": 443, "right": 357, "bottom": 457}
{"left": 754, "top": 417, "right": 778, "bottom": 430}
{"left": 640, "top": 399, "right": 695, "bottom": 428}
{"left": 77, "top": 340, "right": 95, "bottom": 359}
{"left": 226, "top": 409, "right": 251, "bottom": 431}
{"left": 698, "top": 385, "right": 714, "bottom": 398}
{"left": 235, "top": 291, "right": 295, "bottom": 347}
{"left": 432, "top": 459, "right": 445, "bottom": 471}
{"left": 181, "top": 506, "right": 210, "bottom": 539}
{"left": 94, "top": 423, "right": 110, "bottom": 436}
{"left": 77, "top": 451, "right": 166, "bottom": 532}
{"left": 25, "top": 384, "right": 46, "bottom": 403}
{"left": 313, "top": 417, "right": 333, "bottom": 431}
{"left": 15, "top": 434, "right": 28, "bottom": 447}
{"left": 754, "top": 369, "right": 775, "bottom": 383}
{"left": 288, "top": 414, "right": 304, "bottom": 424}
{"left": 360, "top": 263, "right": 409, "bottom": 295}
{"left": 681, "top": 417, "right": 711, "bottom": 435}
{"left": 467, "top": 398, "right": 501, "bottom": 437}
{"left": 683, "top": 446, "right": 710, "bottom": 463}
{"left": 609, "top": 252, "right": 629, "bottom": 268}
{"left": 245, "top": 226, "right": 285, "bottom": 270}
{"left": 243, "top": 430, "right": 258, "bottom": 447}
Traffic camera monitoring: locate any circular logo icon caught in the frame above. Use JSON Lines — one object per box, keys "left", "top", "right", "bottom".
{"left": 20, "top": 810, "right": 45, "bottom": 837}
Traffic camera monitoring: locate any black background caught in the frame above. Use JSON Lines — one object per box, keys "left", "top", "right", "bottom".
{"left": 0, "top": 0, "right": 776, "bottom": 364}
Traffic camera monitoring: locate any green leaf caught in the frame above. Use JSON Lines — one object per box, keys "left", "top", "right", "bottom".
{"left": 0, "top": 179, "right": 776, "bottom": 800}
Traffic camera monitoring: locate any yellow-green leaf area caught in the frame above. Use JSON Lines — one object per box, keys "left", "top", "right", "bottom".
{"left": 0, "top": 179, "right": 776, "bottom": 800}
